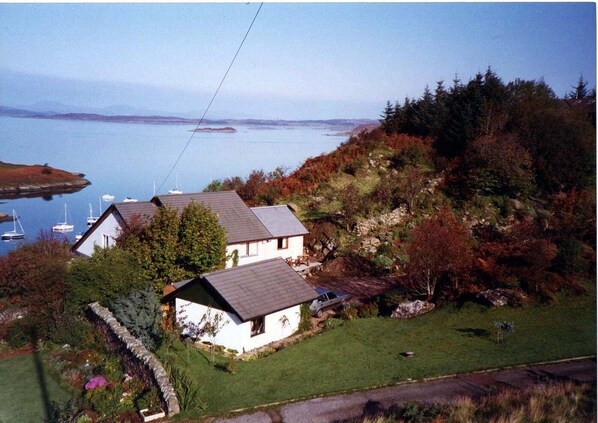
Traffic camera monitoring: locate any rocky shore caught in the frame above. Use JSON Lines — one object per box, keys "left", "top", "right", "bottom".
{"left": 0, "top": 179, "right": 91, "bottom": 199}
{"left": 0, "top": 161, "right": 91, "bottom": 199}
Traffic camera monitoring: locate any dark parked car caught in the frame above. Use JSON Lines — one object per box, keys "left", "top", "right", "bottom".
{"left": 310, "top": 288, "right": 351, "bottom": 318}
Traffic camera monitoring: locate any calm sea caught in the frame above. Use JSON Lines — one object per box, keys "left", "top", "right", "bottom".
{"left": 0, "top": 116, "right": 346, "bottom": 256}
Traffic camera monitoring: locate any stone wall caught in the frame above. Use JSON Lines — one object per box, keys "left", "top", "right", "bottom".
{"left": 87, "top": 302, "right": 180, "bottom": 417}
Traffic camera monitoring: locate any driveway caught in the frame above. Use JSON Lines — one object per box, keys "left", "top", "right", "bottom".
{"left": 211, "top": 357, "right": 596, "bottom": 423}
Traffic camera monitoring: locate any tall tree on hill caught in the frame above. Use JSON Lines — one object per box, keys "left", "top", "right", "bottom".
{"left": 569, "top": 74, "right": 590, "bottom": 99}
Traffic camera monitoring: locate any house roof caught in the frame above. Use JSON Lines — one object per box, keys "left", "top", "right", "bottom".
{"left": 71, "top": 201, "right": 157, "bottom": 253}
{"left": 113, "top": 201, "right": 157, "bottom": 225}
{"left": 251, "top": 205, "right": 309, "bottom": 238}
{"left": 152, "top": 191, "right": 272, "bottom": 244}
{"left": 167, "top": 258, "right": 317, "bottom": 322}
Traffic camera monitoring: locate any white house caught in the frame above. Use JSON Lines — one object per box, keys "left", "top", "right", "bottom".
{"left": 164, "top": 257, "right": 317, "bottom": 354}
{"left": 72, "top": 191, "right": 309, "bottom": 268}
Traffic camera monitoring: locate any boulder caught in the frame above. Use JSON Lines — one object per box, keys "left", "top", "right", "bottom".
{"left": 391, "top": 300, "right": 435, "bottom": 319}
{"left": 477, "top": 289, "right": 523, "bottom": 307}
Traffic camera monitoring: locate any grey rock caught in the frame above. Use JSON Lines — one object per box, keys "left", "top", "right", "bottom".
{"left": 391, "top": 300, "right": 435, "bottom": 319}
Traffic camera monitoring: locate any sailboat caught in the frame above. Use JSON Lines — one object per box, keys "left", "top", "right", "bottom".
{"left": 86, "top": 202, "right": 99, "bottom": 228}
{"left": 52, "top": 203, "right": 75, "bottom": 233}
{"left": 1, "top": 210, "right": 25, "bottom": 241}
{"left": 168, "top": 173, "right": 183, "bottom": 195}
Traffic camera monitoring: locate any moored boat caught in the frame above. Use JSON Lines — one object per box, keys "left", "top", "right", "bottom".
{"left": 52, "top": 203, "right": 74, "bottom": 233}
{"left": 1, "top": 210, "right": 25, "bottom": 241}
{"left": 87, "top": 202, "right": 99, "bottom": 227}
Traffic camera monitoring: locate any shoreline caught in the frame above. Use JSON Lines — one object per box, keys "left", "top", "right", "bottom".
{"left": 0, "top": 161, "right": 91, "bottom": 200}
{"left": 0, "top": 180, "right": 90, "bottom": 200}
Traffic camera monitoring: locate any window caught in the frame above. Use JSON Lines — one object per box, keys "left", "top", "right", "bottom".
{"left": 277, "top": 237, "right": 288, "bottom": 250}
{"left": 250, "top": 316, "right": 265, "bottom": 337}
{"left": 102, "top": 234, "right": 112, "bottom": 248}
{"left": 240, "top": 242, "right": 258, "bottom": 257}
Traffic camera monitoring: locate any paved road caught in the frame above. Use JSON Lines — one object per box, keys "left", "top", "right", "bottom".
{"left": 212, "top": 357, "right": 596, "bottom": 423}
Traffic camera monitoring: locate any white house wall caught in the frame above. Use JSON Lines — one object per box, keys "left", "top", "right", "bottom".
{"left": 75, "top": 212, "right": 122, "bottom": 257}
{"left": 226, "top": 235, "right": 304, "bottom": 268}
{"left": 175, "top": 298, "right": 301, "bottom": 354}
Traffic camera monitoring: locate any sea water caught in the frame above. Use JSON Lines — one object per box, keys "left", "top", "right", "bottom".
{"left": 0, "top": 116, "right": 346, "bottom": 255}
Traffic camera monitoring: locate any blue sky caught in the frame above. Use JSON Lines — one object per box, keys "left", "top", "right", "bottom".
{"left": 0, "top": 3, "right": 595, "bottom": 119}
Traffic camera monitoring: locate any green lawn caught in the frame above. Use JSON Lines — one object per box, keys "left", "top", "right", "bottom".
{"left": 0, "top": 353, "right": 73, "bottom": 423}
{"left": 161, "top": 287, "right": 596, "bottom": 418}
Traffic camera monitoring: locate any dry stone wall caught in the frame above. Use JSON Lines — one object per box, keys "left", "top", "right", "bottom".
{"left": 87, "top": 302, "right": 180, "bottom": 417}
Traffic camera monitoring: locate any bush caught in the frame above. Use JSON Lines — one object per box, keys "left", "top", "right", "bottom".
{"left": 554, "top": 238, "right": 588, "bottom": 276}
{"left": 84, "top": 384, "right": 134, "bottom": 418}
{"left": 136, "top": 386, "right": 161, "bottom": 411}
{"left": 358, "top": 302, "right": 379, "bottom": 318}
{"left": 372, "top": 254, "right": 393, "bottom": 273}
{"left": 340, "top": 302, "right": 359, "bottom": 320}
{"left": 47, "top": 315, "right": 95, "bottom": 347}
{"left": 110, "top": 287, "right": 163, "bottom": 351}
{"left": 7, "top": 319, "right": 31, "bottom": 348}
{"left": 322, "top": 318, "right": 344, "bottom": 331}
{"left": 297, "top": 303, "right": 312, "bottom": 333}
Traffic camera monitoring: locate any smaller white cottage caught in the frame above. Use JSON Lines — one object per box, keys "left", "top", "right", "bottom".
{"left": 164, "top": 257, "right": 317, "bottom": 354}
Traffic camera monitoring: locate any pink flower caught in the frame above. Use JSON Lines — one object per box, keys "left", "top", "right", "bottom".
{"left": 85, "top": 375, "right": 108, "bottom": 391}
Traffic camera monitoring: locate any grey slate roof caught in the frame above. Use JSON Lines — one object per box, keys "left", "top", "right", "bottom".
{"left": 200, "top": 257, "right": 317, "bottom": 322}
{"left": 114, "top": 201, "right": 157, "bottom": 225}
{"left": 71, "top": 201, "right": 157, "bottom": 252}
{"left": 153, "top": 191, "right": 272, "bottom": 244}
{"left": 251, "top": 205, "right": 309, "bottom": 238}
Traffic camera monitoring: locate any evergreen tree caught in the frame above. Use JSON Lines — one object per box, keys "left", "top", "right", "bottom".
{"left": 569, "top": 74, "right": 589, "bottom": 99}
{"left": 380, "top": 101, "right": 395, "bottom": 134}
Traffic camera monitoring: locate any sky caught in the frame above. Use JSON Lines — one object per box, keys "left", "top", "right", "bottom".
{"left": 0, "top": 2, "right": 595, "bottom": 120}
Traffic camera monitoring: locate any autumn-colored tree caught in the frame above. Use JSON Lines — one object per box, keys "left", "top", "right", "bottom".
{"left": 406, "top": 208, "right": 473, "bottom": 299}
{"left": 0, "top": 232, "right": 71, "bottom": 337}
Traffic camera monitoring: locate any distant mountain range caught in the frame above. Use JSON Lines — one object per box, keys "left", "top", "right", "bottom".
{"left": 0, "top": 105, "right": 378, "bottom": 132}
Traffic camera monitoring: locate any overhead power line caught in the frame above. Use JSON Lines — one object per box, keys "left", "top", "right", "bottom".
{"left": 156, "top": 3, "right": 264, "bottom": 194}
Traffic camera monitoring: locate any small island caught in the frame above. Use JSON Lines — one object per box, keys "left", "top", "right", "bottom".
{"left": 192, "top": 126, "right": 237, "bottom": 133}
{"left": 0, "top": 161, "right": 90, "bottom": 199}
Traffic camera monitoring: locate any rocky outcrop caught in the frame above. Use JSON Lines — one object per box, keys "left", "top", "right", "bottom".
{"left": 356, "top": 206, "right": 408, "bottom": 237}
{"left": 391, "top": 300, "right": 435, "bottom": 319}
{"left": 87, "top": 302, "right": 180, "bottom": 417}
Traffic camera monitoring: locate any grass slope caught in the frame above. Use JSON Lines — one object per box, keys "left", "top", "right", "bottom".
{"left": 162, "top": 285, "right": 596, "bottom": 417}
{"left": 0, "top": 354, "right": 72, "bottom": 423}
